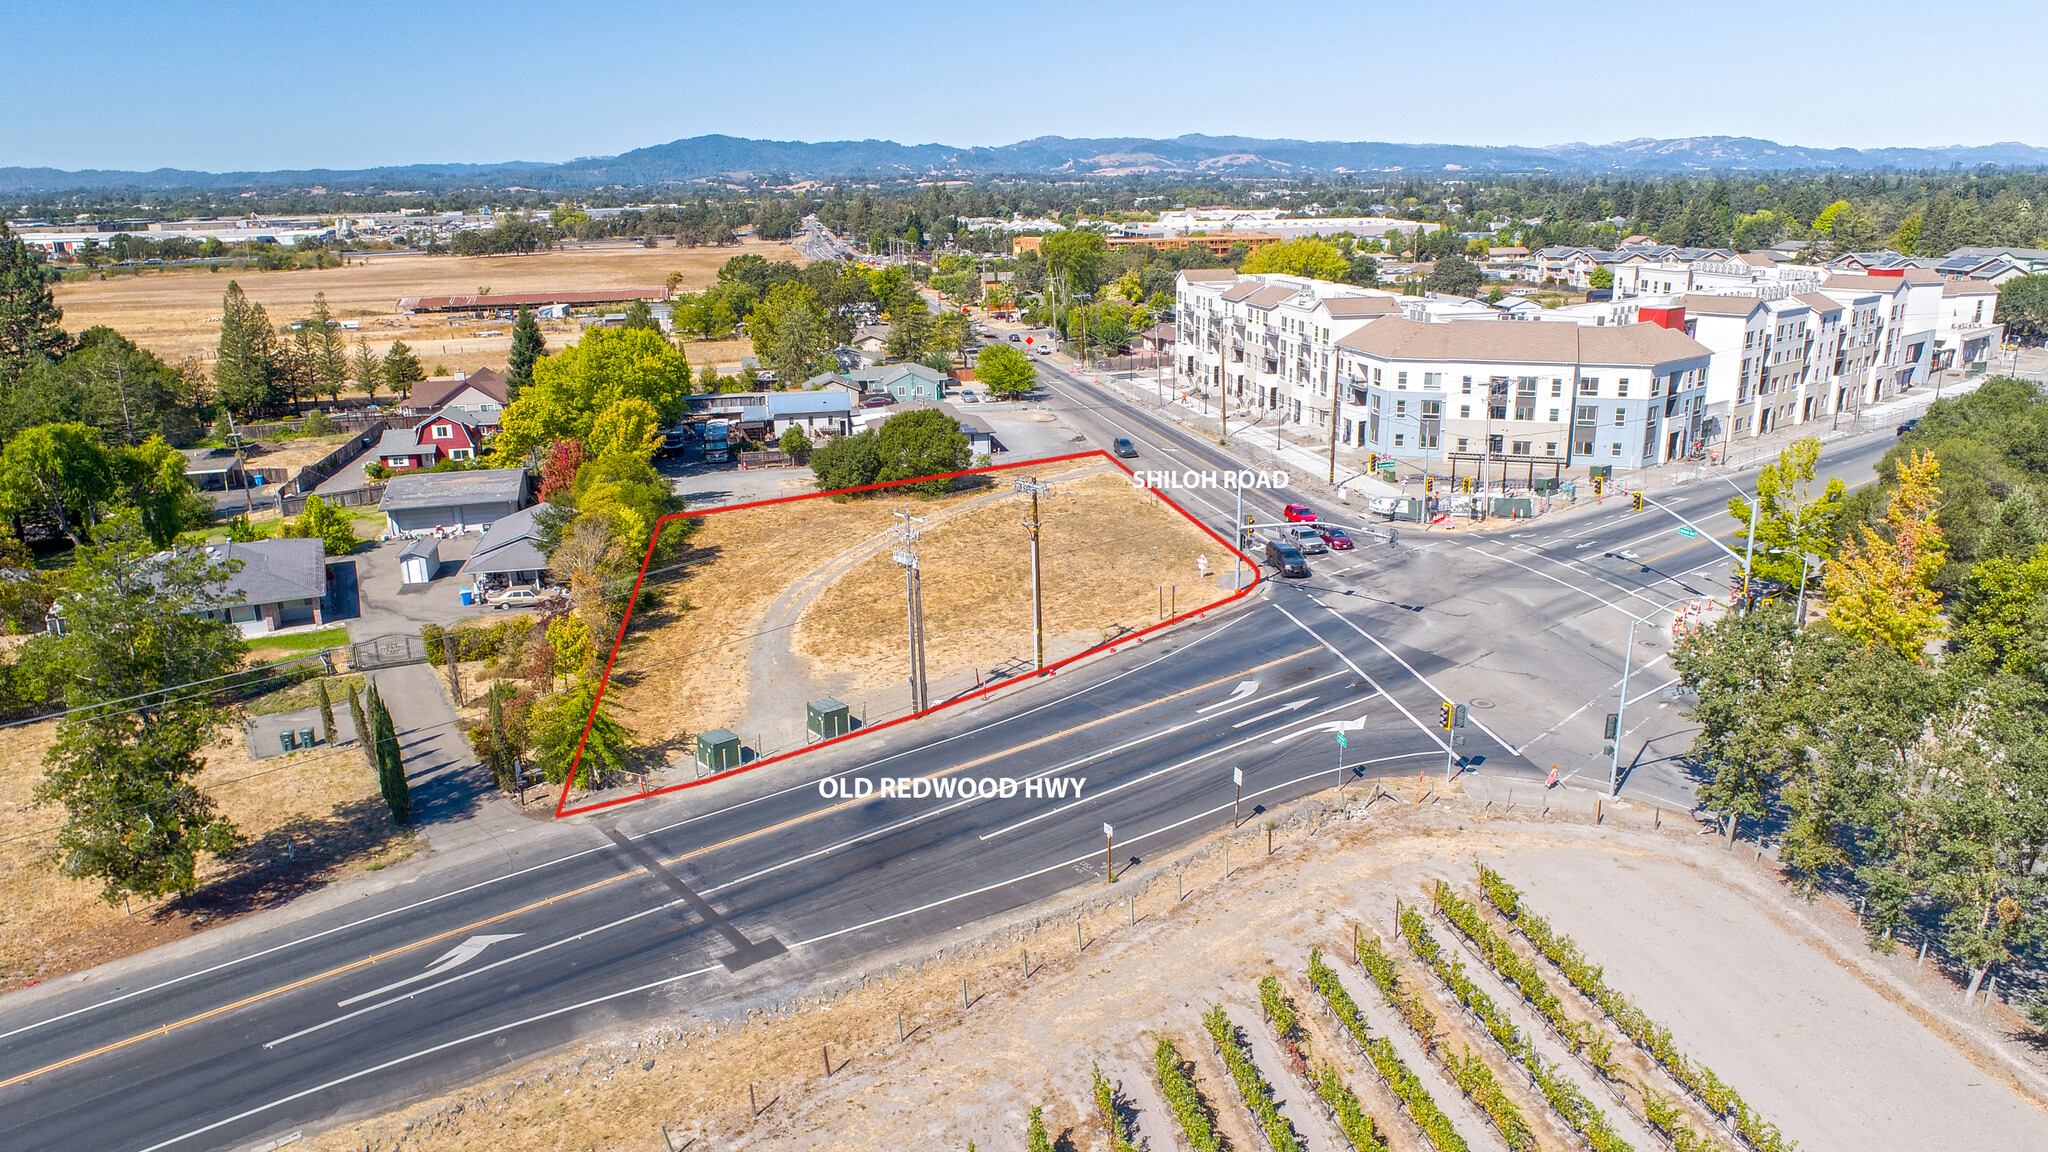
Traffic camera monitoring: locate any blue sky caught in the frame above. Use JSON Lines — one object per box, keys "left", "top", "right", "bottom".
{"left": 7, "top": 0, "right": 2043, "bottom": 172}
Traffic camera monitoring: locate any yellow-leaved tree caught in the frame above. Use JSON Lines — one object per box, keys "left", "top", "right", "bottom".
{"left": 1822, "top": 448, "right": 1946, "bottom": 659}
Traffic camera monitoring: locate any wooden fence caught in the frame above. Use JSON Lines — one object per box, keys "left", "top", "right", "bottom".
{"left": 280, "top": 483, "right": 386, "bottom": 518}
{"left": 286, "top": 421, "right": 388, "bottom": 496}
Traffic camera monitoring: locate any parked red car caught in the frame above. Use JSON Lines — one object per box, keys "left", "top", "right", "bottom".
{"left": 1283, "top": 503, "right": 1317, "bottom": 523}
{"left": 1319, "top": 526, "right": 1356, "bottom": 550}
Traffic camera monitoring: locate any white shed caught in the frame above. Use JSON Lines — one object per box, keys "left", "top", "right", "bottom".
{"left": 398, "top": 537, "right": 440, "bottom": 587}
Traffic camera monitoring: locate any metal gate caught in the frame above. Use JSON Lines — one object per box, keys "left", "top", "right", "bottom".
{"left": 349, "top": 634, "right": 427, "bottom": 670}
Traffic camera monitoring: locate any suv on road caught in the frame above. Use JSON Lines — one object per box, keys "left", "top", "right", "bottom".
{"left": 1283, "top": 503, "right": 1317, "bottom": 523}
{"left": 1113, "top": 437, "right": 1138, "bottom": 458}
{"left": 1283, "top": 525, "right": 1328, "bottom": 554}
{"left": 1264, "top": 539, "right": 1309, "bottom": 578}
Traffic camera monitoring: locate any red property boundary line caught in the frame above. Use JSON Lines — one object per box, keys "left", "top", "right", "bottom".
{"left": 553, "top": 450, "right": 1263, "bottom": 818}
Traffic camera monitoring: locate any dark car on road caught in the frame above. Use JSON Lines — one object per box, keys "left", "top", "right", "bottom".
{"left": 1319, "top": 526, "right": 1356, "bottom": 550}
{"left": 1264, "top": 539, "right": 1309, "bottom": 578}
{"left": 1283, "top": 503, "right": 1317, "bottom": 523}
{"left": 1113, "top": 437, "right": 1138, "bottom": 458}
{"left": 1896, "top": 418, "right": 1920, "bottom": 435}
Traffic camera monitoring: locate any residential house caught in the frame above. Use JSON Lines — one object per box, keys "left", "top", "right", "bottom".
{"left": 377, "top": 468, "right": 530, "bottom": 535}
{"left": 404, "top": 367, "right": 512, "bottom": 425}
{"left": 851, "top": 363, "right": 949, "bottom": 402}
{"left": 196, "top": 537, "right": 329, "bottom": 636}
{"left": 853, "top": 399, "right": 999, "bottom": 457}
{"left": 370, "top": 409, "right": 492, "bottom": 470}
{"left": 457, "top": 503, "right": 552, "bottom": 597}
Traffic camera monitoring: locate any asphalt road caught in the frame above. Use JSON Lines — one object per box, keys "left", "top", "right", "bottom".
{"left": 0, "top": 356, "right": 1908, "bottom": 1152}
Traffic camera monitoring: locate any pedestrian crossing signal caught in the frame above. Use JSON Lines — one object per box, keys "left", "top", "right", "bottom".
{"left": 1632, "top": 492, "right": 1644, "bottom": 512}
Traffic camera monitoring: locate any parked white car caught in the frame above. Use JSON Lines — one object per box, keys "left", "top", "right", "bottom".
{"left": 487, "top": 585, "right": 562, "bottom": 608}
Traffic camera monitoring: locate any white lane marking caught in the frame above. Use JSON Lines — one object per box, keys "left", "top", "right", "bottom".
{"left": 1230, "top": 698, "right": 1317, "bottom": 728}
{"left": 975, "top": 694, "right": 1380, "bottom": 841}
{"left": 1297, "top": 594, "right": 1519, "bottom": 753}
{"left": 269, "top": 908, "right": 678, "bottom": 1049}
{"left": 1267, "top": 601, "right": 1449, "bottom": 755}
{"left": 336, "top": 935, "right": 521, "bottom": 1007}
{"left": 1196, "top": 681, "right": 1259, "bottom": 713}
{"left": 1278, "top": 716, "right": 1368, "bottom": 743}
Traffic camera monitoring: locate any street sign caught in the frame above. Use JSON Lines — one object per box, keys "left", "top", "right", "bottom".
{"left": 1336, "top": 734, "right": 1348, "bottom": 748}
{"left": 1102, "top": 822, "right": 1114, "bottom": 838}
{"left": 1678, "top": 526, "right": 1699, "bottom": 538}
{"left": 1232, "top": 767, "right": 1243, "bottom": 786}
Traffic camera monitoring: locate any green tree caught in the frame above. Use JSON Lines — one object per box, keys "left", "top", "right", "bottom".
{"left": 1425, "top": 254, "right": 1485, "bottom": 297}
{"left": 350, "top": 337, "right": 383, "bottom": 402}
{"left": 531, "top": 679, "right": 631, "bottom": 787}
{"left": 975, "top": 342, "right": 1037, "bottom": 398}
{"left": 619, "top": 299, "right": 660, "bottom": 332}
{"left": 21, "top": 515, "right": 247, "bottom": 901}
{"left": 1952, "top": 545, "right": 2048, "bottom": 676}
{"left": 1026, "top": 1106, "right": 1052, "bottom": 1152}
{"left": 1729, "top": 437, "right": 1848, "bottom": 586}
{"left": 1240, "top": 237, "right": 1350, "bottom": 281}
{"left": 877, "top": 408, "right": 971, "bottom": 495}
{"left": 316, "top": 679, "right": 337, "bottom": 746}
{"left": 583, "top": 397, "right": 665, "bottom": 462}
{"left": 280, "top": 494, "right": 360, "bottom": 555}
{"left": 750, "top": 281, "right": 831, "bottom": 387}
{"left": 0, "top": 422, "right": 120, "bottom": 545}
{"left": 1995, "top": 275, "right": 2048, "bottom": 343}
{"left": 304, "top": 292, "right": 348, "bottom": 402}
{"left": 506, "top": 306, "right": 546, "bottom": 400}
{"left": 347, "top": 684, "right": 371, "bottom": 765}
{"left": 365, "top": 677, "right": 411, "bottom": 824}
{"left": 809, "top": 427, "right": 883, "bottom": 491}
{"left": 1039, "top": 230, "right": 1110, "bottom": 299}
{"left": 778, "top": 425, "right": 813, "bottom": 454}
{"left": 885, "top": 281, "right": 932, "bottom": 362}
{"left": 0, "top": 220, "right": 69, "bottom": 385}
{"left": 494, "top": 327, "right": 692, "bottom": 462}
{"left": 120, "top": 434, "right": 213, "bottom": 546}
{"left": 1587, "top": 265, "right": 1614, "bottom": 290}
{"left": 1824, "top": 448, "right": 1947, "bottom": 660}
{"left": 214, "top": 281, "right": 279, "bottom": 415}
{"left": 382, "top": 340, "right": 426, "bottom": 397}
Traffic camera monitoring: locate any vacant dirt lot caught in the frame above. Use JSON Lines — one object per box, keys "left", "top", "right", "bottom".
{"left": 297, "top": 800, "right": 2048, "bottom": 1152}
{"left": 0, "top": 704, "right": 410, "bottom": 993}
{"left": 50, "top": 240, "right": 794, "bottom": 373}
{"left": 601, "top": 458, "right": 1112, "bottom": 765}
{"left": 794, "top": 469, "right": 1235, "bottom": 697}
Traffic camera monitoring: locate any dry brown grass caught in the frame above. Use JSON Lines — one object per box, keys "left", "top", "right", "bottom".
{"left": 51, "top": 240, "right": 795, "bottom": 373}
{"left": 0, "top": 709, "right": 408, "bottom": 993}
{"left": 794, "top": 470, "right": 1234, "bottom": 696}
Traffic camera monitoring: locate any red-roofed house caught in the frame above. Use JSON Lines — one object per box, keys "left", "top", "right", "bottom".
{"left": 372, "top": 410, "right": 491, "bottom": 470}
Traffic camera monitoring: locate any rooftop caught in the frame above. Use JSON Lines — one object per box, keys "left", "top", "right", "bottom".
{"left": 378, "top": 468, "right": 528, "bottom": 511}
{"left": 202, "top": 537, "right": 326, "bottom": 606}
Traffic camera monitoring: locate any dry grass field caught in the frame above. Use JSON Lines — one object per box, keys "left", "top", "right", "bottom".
{"left": 50, "top": 240, "right": 794, "bottom": 375}
{"left": 600, "top": 458, "right": 1105, "bottom": 763}
{"left": 793, "top": 469, "right": 1234, "bottom": 696}
{"left": 0, "top": 706, "right": 410, "bottom": 993}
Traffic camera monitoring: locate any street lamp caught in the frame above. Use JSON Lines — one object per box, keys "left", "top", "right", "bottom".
{"left": 1699, "top": 471, "right": 1762, "bottom": 603}
{"left": 1770, "top": 548, "right": 1824, "bottom": 629}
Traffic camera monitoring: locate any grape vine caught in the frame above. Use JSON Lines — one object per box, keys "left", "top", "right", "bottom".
{"left": 1308, "top": 944, "right": 1469, "bottom": 1152}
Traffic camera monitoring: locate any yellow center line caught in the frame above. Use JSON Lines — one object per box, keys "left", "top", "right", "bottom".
{"left": 1, "top": 644, "right": 1324, "bottom": 1090}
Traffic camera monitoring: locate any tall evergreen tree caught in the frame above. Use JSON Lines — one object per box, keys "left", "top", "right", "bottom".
{"left": 382, "top": 340, "right": 425, "bottom": 398}
{"left": 316, "top": 678, "right": 337, "bottom": 746}
{"left": 0, "top": 220, "right": 68, "bottom": 384}
{"left": 305, "top": 292, "right": 348, "bottom": 402}
{"left": 346, "top": 683, "right": 371, "bottom": 764}
{"left": 214, "top": 281, "right": 278, "bottom": 415}
{"left": 365, "top": 677, "right": 411, "bottom": 824}
{"left": 349, "top": 337, "right": 383, "bottom": 403}
{"left": 506, "top": 306, "right": 545, "bottom": 402}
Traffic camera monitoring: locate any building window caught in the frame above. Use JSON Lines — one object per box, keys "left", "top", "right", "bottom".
{"left": 1650, "top": 376, "right": 1662, "bottom": 397}
{"left": 1511, "top": 440, "right": 1530, "bottom": 456}
{"left": 1456, "top": 437, "right": 1470, "bottom": 453}
{"left": 1579, "top": 377, "right": 1599, "bottom": 395}
{"left": 1610, "top": 443, "right": 1621, "bottom": 457}
{"left": 1576, "top": 440, "right": 1594, "bottom": 456}
{"left": 1547, "top": 407, "right": 1559, "bottom": 423}
{"left": 432, "top": 425, "right": 452, "bottom": 440}
{"left": 1576, "top": 404, "right": 1597, "bottom": 423}
{"left": 1616, "top": 382, "right": 1629, "bottom": 398}
{"left": 1461, "top": 376, "right": 1473, "bottom": 394}
{"left": 1460, "top": 404, "right": 1471, "bottom": 418}
{"left": 1551, "top": 379, "right": 1563, "bottom": 396}
{"left": 1516, "top": 376, "right": 1536, "bottom": 396}
{"left": 1487, "top": 434, "right": 1504, "bottom": 455}
{"left": 1393, "top": 433, "right": 1405, "bottom": 447}
{"left": 1424, "top": 372, "right": 1443, "bottom": 388}
{"left": 1613, "top": 408, "right": 1626, "bottom": 426}
{"left": 1397, "top": 371, "right": 1408, "bottom": 387}
{"left": 1545, "top": 441, "right": 1558, "bottom": 457}
{"left": 1394, "top": 400, "right": 1407, "bottom": 418}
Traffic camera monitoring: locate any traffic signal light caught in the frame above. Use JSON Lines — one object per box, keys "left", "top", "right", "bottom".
{"left": 1461, "top": 476, "right": 1473, "bottom": 493}
{"left": 1424, "top": 476, "right": 1435, "bottom": 494}
{"left": 1604, "top": 712, "right": 1620, "bottom": 740}
{"left": 1452, "top": 703, "right": 1468, "bottom": 729}
{"left": 1632, "top": 491, "right": 1644, "bottom": 512}
{"left": 1439, "top": 701, "right": 1454, "bottom": 730}
{"left": 1367, "top": 452, "right": 1378, "bottom": 472}
{"left": 1592, "top": 477, "right": 1604, "bottom": 496}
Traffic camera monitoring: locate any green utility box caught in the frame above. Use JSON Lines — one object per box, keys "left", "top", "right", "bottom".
{"left": 696, "top": 728, "right": 742, "bottom": 774}
{"left": 1589, "top": 465, "right": 1613, "bottom": 481}
{"left": 1531, "top": 478, "right": 1561, "bottom": 495}
{"left": 807, "top": 697, "right": 851, "bottom": 740}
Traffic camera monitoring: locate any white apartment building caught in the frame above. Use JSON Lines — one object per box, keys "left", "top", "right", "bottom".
{"left": 1334, "top": 320, "right": 1712, "bottom": 473}
{"left": 1174, "top": 272, "right": 1507, "bottom": 443}
{"left": 1935, "top": 279, "right": 2003, "bottom": 372}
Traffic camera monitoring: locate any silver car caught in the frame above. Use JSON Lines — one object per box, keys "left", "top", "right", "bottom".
{"left": 1284, "top": 525, "right": 1329, "bottom": 554}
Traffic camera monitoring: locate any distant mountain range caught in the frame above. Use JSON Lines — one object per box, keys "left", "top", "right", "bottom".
{"left": 6, "top": 134, "right": 2047, "bottom": 194}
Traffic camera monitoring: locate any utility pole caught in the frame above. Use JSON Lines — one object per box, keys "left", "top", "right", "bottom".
{"left": 892, "top": 507, "right": 928, "bottom": 712}
{"left": 1232, "top": 481, "right": 1244, "bottom": 590}
{"left": 1015, "top": 476, "right": 1053, "bottom": 669}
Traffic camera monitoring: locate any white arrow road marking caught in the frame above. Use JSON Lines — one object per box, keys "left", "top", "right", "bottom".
{"left": 1274, "top": 715, "right": 1369, "bottom": 744}
{"left": 1230, "top": 697, "right": 1316, "bottom": 728}
{"left": 1196, "top": 681, "right": 1259, "bottom": 713}
{"left": 337, "top": 935, "right": 521, "bottom": 1006}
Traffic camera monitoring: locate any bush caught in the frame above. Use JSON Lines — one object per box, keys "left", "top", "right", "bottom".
{"left": 422, "top": 618, "right": 537, "bottom": 667}
{"left": 1154, "top": 1037, "right": 1222, "bottom": 1152}
{"left": 279, "top": 495, "right": 358, "bottom": 555}
{"left": 303, "top": 409, "right": 338, "bottom": 435}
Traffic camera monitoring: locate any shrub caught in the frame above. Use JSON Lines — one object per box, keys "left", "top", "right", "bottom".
{"left": 1204, "top": 1004, "right": 1305, "bottom": 1152}
{"left": 1155, "top": 1037, "right": 1222, "bottom": 1152}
